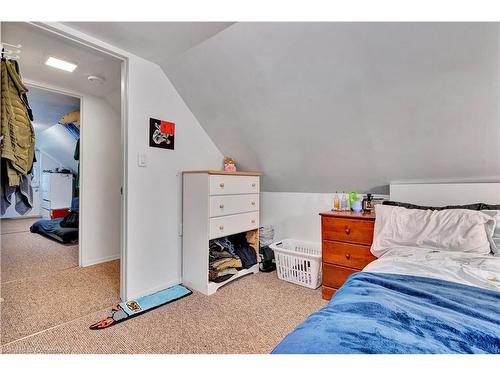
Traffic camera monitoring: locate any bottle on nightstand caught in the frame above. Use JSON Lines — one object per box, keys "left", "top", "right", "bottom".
{"left": 333, "top": 192, "right": 340, "bottom": 211}
{"left": 340, "top": 192, "right": 348, "bottom": 211}
{"left": 362, "top": 193, "right": 374, "bottom": 212}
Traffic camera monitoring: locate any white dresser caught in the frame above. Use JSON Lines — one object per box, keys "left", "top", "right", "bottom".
{"left": 182, "top": 170, "right": 261, "bottom": 295}
{"left": 41, "top": 172, "right": 73, "bottom": 219}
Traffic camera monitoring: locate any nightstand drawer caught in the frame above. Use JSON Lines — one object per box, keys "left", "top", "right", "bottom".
{"left": 322, "top": 286, "right": 336, "bottom": 300}
{"left": 323, "top": 263, "right": 358, "bottom": 289}
{"left": 323, "top": 240, "right": 376, "bottom": 269}
{"left": 322, "top": 216, "right": 374, "bottom": 245}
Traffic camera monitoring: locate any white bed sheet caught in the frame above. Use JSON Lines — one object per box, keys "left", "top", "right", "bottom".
{"left": 364, "top": 247, "right": 500, "bottom": 292}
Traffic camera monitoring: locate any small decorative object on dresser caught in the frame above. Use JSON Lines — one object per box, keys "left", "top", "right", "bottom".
{"left": 223, "top": 156, "right": 237, "bottom": 172}
{"left": 319, "top": 211, "right": 377, "bottom": 300}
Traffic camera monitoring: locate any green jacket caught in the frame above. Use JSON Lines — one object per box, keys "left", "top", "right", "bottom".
{"left": 1, "top": 60, "right": 35, "bottom": 186}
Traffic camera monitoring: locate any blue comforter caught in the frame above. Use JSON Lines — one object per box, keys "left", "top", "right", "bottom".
{"left": 272, "top": 272, "right": 500, "bottom": 354}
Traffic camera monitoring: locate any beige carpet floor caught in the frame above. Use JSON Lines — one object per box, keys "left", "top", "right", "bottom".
{"left": 1, "top": 218, "right": 325, "bottom": 354}
{"left": 1, "top": 218, "right": 79, "bottom": 284}
{"left": 2, "top": 272, "right": 326, "bottom": 354}
{"left": 1, "top": 229, "right": 79, "bottom": 284}
{"left": 1, "top": 218, "right": 120, "bottom": 346}
{"left": 1, "top": 218, "right": 40, "bottom": 235}
{"left": 1, "top": 260, "right": 120, "bottom": 345}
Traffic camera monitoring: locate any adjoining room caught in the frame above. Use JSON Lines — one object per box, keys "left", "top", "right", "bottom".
{"left": 0, "top": 21, "right": 123, "bottom": 345}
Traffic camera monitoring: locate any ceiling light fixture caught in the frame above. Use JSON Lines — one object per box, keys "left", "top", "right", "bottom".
{"left": 45, "top": 57, "right": 77, "bottom": 72}
{"left": 87, "top": 75, "right": 105, "bottom": 84}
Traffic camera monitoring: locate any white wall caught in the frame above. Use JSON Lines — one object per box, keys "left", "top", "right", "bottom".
{"left": 125, "top": 56, "right": 223, "bottom": 299}
{"left": 80, "top": 95, "right": 121, "bottom": 266}
{"left": 260, "top": 192, "right": 387, "bottom": 244}
{"left": 37, "top": 125, "right": 78, "bottom": 173}
{"left": 39, "top": 149, "right": 62, "bottom": 172}
{"left": 165, "top": 23, "right": 500, "bottom": 194}
{"left": 260, "top": 192, "right": 336, "bottom": 244}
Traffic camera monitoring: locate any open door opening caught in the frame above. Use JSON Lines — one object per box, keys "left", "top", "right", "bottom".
{"left": 0, "top": 21, "right": 125, "bottom": 345}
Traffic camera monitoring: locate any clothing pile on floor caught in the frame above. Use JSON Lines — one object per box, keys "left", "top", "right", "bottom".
{"left": 30, "top": 197, "right": 79, "bottom": 244}
{"left": 209, "top": 232, "right": 258, "bottom": 283}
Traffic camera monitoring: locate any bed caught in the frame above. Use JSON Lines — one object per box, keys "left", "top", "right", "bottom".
{"left": 272, "top": 185, "right": 500, "bottom": 354}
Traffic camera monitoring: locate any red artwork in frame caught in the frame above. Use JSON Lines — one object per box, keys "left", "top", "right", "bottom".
{"left": 149, "top": 118, "right": 175, "bottom": 150}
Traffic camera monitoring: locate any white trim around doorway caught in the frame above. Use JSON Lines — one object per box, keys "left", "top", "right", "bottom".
{"left": 25, "top": 22, "right": 130, "bottom": 302}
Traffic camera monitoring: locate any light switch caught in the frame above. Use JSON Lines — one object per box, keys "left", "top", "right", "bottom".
{"left": 138, "top": 152, "right": 148, "bottom": 167}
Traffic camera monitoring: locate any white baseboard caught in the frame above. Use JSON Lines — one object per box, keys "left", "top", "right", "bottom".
{"left": 125, "top": 279, "right": 182, "bottom": 302}
{"left": 81, "top": 254, "right": 120, "bottom": 267}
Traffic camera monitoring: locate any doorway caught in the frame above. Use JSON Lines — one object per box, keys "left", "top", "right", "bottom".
{"left": 0, "top": 21, "right": 125, "bottom": 345}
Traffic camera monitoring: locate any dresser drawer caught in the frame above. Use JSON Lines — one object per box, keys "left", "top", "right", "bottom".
{"left": 322, "top": 286, "right": 336, "bottom": 300}
{"left": 323, "top": 263, "right": 358, "bottom": 289}
{"left": 209, "top": 211, "right": 259, "bottom": 239}
{"left": 322, "top": 216, "right": 374, "bottom": 245}
{"left": 209, "top": 175, "right": 260, "bottom": 196}
{"left": 210, "top": 194, "right": 259, "bottom": 218}
{"left": 323, "top": 240, "right": 376, "bottom": 269}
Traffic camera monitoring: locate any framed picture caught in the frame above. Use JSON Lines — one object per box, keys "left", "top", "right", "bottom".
{"left": 149, "top": 118, "right": 175, "bottom": 150}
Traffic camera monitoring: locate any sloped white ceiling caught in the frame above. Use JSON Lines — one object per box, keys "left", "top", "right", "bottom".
{"left": 63, "top": 22, "right": 234, "bottom": 66}
{"left": 28, "top": 86, "right": 80, "bottom": 133}
{"left": 28, "top": 87, "right": 80, "bottom": 173}
{"left": 2, "top": 22, "right": 121, "bottom": 99}
{"left": 37, "top": 125, "right": 78, "bottom": 173}
{"left": 162, "top": 22, "right": 500, "bottom": 193}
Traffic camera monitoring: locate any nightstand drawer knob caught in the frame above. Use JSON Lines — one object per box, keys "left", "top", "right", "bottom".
{"left": 345, "top": 253, "right": 351, "bottom": 260}
{"left": 219, "top": 183, "right": 225, "bottom": 188}
{"left": 219, "top": 225, "right": 224, "bottom": 231}
{"left": 251, "top": 201, "right": 256, "bottom": 206}
{"left": 252, "top": 183, "right": 256, "bottom": 187}
{"left": 219, "top": 204, "right": 224, "bottom": 209}
{"left": 344, "top": 226, "right": 351, "bottom": 234}
{"left": 251, "top": 219, "right": 256, "bottom": 224}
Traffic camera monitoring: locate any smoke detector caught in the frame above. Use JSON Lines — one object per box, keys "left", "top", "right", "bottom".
{"left": 87, "top": 75, "right": 105, "bottom": 84}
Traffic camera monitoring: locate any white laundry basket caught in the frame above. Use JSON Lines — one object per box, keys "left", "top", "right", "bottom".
{"left": 270, "top": 239, "right": 322, "bottom": 289}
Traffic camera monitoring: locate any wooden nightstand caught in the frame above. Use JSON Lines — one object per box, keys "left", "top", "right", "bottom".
{"left": 319, "top": 211, "right": 377, "bottom": 300}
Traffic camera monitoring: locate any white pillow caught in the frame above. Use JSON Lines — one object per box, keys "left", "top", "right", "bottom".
{"left": 481, "top": 210, "right": 500, "bottom": 255}
{"left": 371, "top": 205, "right": 496, "bottom": 257}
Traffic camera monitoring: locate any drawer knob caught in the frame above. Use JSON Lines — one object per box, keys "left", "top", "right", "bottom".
{"left": 219, "top": 183, "right": 225, "bottom": 188}
{"left": 345, "top": 253, "right": 351, "bottom": 260}
{"left": 252, "top": 183, "right": 256, "bottom": 187}
{"left": 251, "top": 201, "right": 256, "bottom": 206}
{"left": 344, "top": 226, "right": 351, "bottom": 235}
{"left": 219, "top": 225, "right": 224, "bottom": 231}
{"left": 251, "top": 219, "right": 256, "bottom": 224}
{"left": 219, "top": 204, "right": 224, "bottom": 209}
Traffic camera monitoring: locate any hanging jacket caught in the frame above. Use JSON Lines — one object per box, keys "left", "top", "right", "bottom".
{"left": 12, "top": 59, "right": 34, "bottom": 121}
{"left": 1, "top": 59, "right": 35, "bottom": 186}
